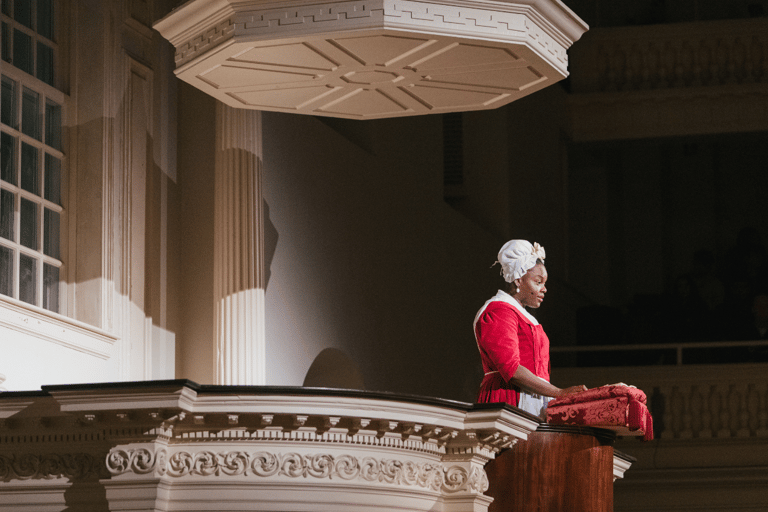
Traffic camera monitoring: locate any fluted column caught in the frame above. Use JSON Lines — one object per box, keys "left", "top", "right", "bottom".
{"left": 213, "top": 103, "right": 266, "bottom": 385}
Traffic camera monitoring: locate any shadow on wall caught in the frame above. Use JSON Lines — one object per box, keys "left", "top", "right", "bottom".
{"left": 263, "top": 198, "right": 278, "bottom": 289}
{"left": 303, "top": 348, "right": 366, "bottom": 390}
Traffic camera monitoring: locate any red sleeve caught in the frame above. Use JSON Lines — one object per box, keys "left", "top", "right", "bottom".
{"left": 475, "top": 304, "right": 520, "bottom": 382}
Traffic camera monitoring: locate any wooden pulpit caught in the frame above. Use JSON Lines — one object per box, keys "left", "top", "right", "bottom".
{"left": 484, "top": 424, "right": 618, "bottom": 512}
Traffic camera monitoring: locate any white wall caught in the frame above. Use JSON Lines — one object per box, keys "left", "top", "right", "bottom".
{"left": 0, "top": 300, "right": 119, "bottom": 390}
{"left": 261, "top": 112, "right": 502, "bottom": 402}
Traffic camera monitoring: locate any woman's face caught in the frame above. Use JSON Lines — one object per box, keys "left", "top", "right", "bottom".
{"left": 514, "top": 263, "right": 548, "bottom": 308}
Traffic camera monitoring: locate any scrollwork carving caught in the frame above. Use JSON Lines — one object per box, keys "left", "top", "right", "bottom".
{"left": 441, "top": 465, "right": 489, "bottom": 493}
{"left": 192, "top": 451, "right": 216, "bottom": 476}
{"left": 13, "top": 453, "right": 40, "bottom": 480}
{"left": 378, "top": 459, "right": 403, "bottom": 484}
{"left": 360, "top": 456, "right": 380, "bottom": 481}
{"left": 418, "top": 463, "right": 444, "bottom": 491}
{"left": 0, "top": 453, "right": 100, "bottom": 481}
{"left": 467, "top": 466, "right": 490, "bottom": 493}
{"left": 0, "top": 455, "right": 11, "bottom": 480}
{"left": 107, "top": 448, "right": 163, "bottom": 475}
{"left": 168, "top": 451, "right": 193, "bottom": 477}
{"left": 220, "top": 451, "right": 249, "bottom": 476}
{"left": 443, "top": 465, "right": 468, "bottom": 492}
{"left": 401, "top": 460, "right": 419, "bottom": 486}
{"left": 251, "top": 451, "right": 279, "bottom": 477}
{"left": 280, "top": 453, "right": 307, "bottom": 478}
{"left": 307, "top": 454, "right": 333, "bottom": 478}
{"left": 131, "top": 448, "right": 159, "bottom": 474}
{"left": 100, "top": 448, "right": 479, "bottom": 494}
{"left": 334, "top": 454, "right": 360, "bottom": 480}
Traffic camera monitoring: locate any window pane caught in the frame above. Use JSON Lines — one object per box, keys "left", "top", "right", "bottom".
{"left": 1, "top": 22, "right": 10, "bottom": 63}
{"left": 19, "top": 196, "right": 36, "bottom": 249}
{"left": 19, "top": 251, "right": 36, "bottom": 305}
{"left": 14, "top": 0, "right": 32, "bottom": 28}
{"left": 44, "top": 99, "right": 60, "bottom": 149}
{"left": 0, "top": 188, "right": 13, "bottom": 240}
{"left": 1, "top": 75, "right": 18, "bottom": 129}
{"left": 37, "top": 0, "right": 54, "bottom": 40}
{"left": 0, "top": 244, "right": 12, "bottom": 297}
{"left": 37, "top": 42, "right": 53, "bottom": 86}
{"left": 20, "top": 141, "right": 37, "bottom": 193}
{"left": 1, "top": 132, "right": 15, "bottom": 183}
{"left": 43, "top": 207, "right": 57, "bottom": 258}
{"left": 43, "top": 262, "right": 57, "bottom": 311}
{"left": 21, "top": 86, "right": 39, "bottom": 139}
{"left": 44, "top": 153, "right": 59, "bottom": 203}
{"left": 13, "top": 29, "right": 32, "bottom": 75}
{"left": 1, "top": 1, "right": 11, "bottom": 17}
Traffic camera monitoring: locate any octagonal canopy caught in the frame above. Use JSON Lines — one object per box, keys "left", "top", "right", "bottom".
{"left": 155, "top": 0, "right": 588, "bottom": 119}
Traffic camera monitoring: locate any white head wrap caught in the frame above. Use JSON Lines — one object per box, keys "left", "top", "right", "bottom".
{"left": 495, "top": 240, "right": 546, "bottom": 283}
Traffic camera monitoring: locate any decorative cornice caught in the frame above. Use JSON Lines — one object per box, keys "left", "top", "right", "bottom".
{"left": 4, "top": 384, "right": 540, "bottom": 467}
{"left": 174, "top": 18, "right": 236, "bottom": 67}
{"left": 153, "top": 0, "right": 587, "bottom": 119}
{"left": 168, "top": 0, "right": 576, "bottom": 73}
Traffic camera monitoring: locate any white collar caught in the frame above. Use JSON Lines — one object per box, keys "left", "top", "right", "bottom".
{"left": 489, "top": 289, "right": 540, "bottom": 325}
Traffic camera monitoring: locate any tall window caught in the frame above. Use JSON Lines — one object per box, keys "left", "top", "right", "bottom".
{"left": 0, "top": 0, "right": 61, "bottom": 312}
{"left": 1, "top": 0, "right": 55, "bottom": 87}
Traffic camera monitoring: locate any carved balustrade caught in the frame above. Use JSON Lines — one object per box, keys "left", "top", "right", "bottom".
{"left": 569, "top": 18, "right": 768, "bottom": 94}
{"left": 554, "top": 363, "right": 768, "bottom": 441}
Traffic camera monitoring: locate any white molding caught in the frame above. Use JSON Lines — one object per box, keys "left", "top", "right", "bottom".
{"left": 50, "top": 384, "right": 199, "bottom": 412}
{"left": 154, "top": 0, "right": 236, "bottom": 47}
{"left": 0, "top": 298, "right": 117, "bottom": 360}
{"left": 613, "top": 453, "right": 633, "bottom": 481}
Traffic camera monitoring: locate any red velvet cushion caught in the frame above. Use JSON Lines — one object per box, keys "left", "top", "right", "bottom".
{"left": 547, "top": 385, "right": 654, "bottom": 441}
{"left": 549, "top": 384, "right": 647, "bottom": 406}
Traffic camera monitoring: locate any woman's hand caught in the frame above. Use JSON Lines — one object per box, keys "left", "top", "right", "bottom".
{"left": 510, "top": 366, "right": 588, "bottom": 399}
{"left": 555, "top": 385, "right": 588, "bottom": 398}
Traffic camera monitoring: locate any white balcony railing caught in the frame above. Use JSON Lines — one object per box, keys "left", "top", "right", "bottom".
{"left": 569, "top": 17, "right": 768, "bottom": 94}
{"left": 553, "top": 357, "right": 768, "bottom": 441}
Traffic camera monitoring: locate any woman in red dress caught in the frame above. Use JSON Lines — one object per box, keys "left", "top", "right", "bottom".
{"left": 474, "top": 240, "right": 586, "bottom": 418}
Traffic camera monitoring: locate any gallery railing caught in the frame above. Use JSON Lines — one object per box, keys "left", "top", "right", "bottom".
{"left": 550, "top": 339, "right": 768, "bottom": 366}
{"left": 569, "top": 17, "right": 768, "bottom": 94}
{"left": 552, "top": 351, "right": 768, "bottom": 441}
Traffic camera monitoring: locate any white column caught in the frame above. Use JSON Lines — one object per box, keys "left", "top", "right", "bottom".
{"left": 213, "top": 103, "right": 266, "bottom": 385}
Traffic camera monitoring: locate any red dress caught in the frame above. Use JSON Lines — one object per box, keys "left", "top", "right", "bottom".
{"left": 474, "top": 291, "right": 551, "bottom": 407}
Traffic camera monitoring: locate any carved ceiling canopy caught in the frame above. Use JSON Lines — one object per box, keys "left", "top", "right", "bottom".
{"left": 154, "top": 0, "right": 588, "bottom": 119}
